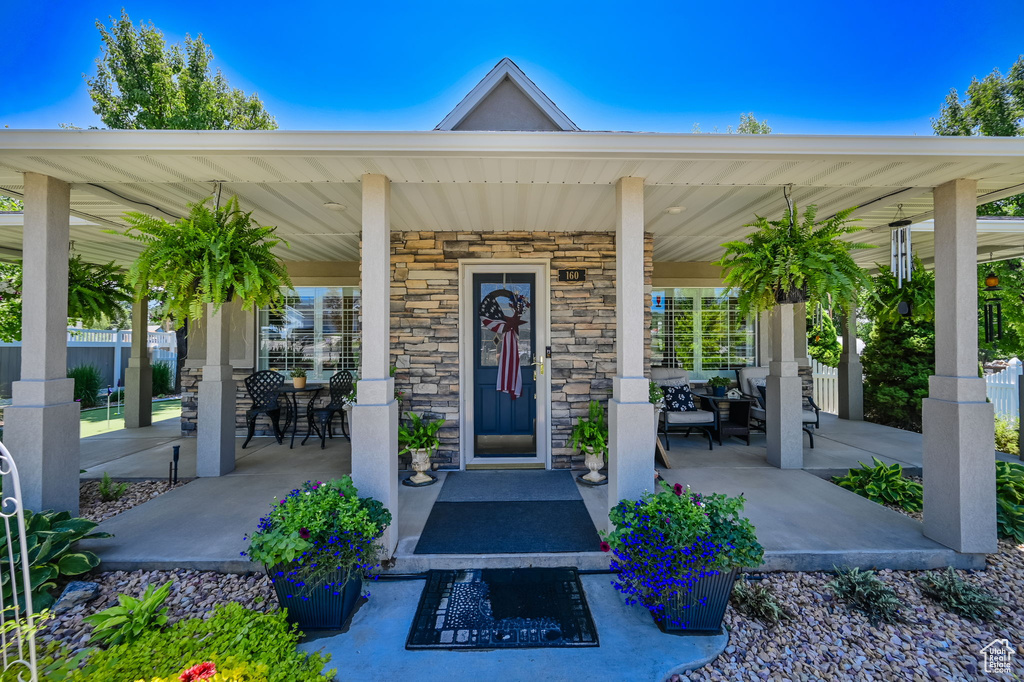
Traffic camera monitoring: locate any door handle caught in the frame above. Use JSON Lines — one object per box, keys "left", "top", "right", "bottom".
{"left": 532, "top": 356, "right": 544, "bottom": 375}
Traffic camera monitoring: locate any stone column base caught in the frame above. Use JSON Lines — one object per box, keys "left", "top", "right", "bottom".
{"left": 197, "top": 365, "right": 236, "bottom": 477}
{"left": 922, "top": 396, "right": 997, "bottom": 554}
{"left": 351, "top": 393, "right": 399, "bottom": 555}
{"left": 766, "top": 373, "right": 803, "bottom": 469}
{"left": 4, "top": 388, "right": 81, "bottom": 514}
{"left": 608, "top": 384, "right": 655, "bottom": 514}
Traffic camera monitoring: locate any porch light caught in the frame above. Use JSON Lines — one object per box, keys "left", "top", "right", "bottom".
{"left": 983, "top": 270, "right": 1003, "bottom": 343}
{"left": 323, "top": 202, "right": 347, "bottom": 211}
{"left": 666, "top": 206, "right": 686, "bottom": 215}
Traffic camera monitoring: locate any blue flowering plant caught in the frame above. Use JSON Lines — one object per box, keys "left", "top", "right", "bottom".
{"left": 601, "top": 481, "right": 763, "bottom": 628}
{"left": 244, "top": 477, "right": 392, "bottom": 599}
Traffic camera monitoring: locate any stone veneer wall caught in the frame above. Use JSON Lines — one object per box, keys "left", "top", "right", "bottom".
{"left": 181, "top": 366, "right": 269, "bottom": 436}
{"left": 391, "top": 231, "right": 653, "bottom": 469}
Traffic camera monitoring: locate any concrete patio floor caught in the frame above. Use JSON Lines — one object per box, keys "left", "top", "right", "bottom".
{"left": 76, "top": 412, "right": 998, "bottom": 572}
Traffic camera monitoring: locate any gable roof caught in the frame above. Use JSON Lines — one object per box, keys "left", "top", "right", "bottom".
{"left": 436, "top": 58, "right": 579, "bottom": 132}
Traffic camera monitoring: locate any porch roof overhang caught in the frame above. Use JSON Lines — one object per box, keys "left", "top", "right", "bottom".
{"left": 2, "top": 129, "right": 1024, "bottom": 266}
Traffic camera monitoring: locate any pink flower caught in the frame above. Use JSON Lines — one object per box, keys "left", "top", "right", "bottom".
{"left": 599, "top": 541, "right": 611, "bottom": 553}
{"left": 299, "top": 527, "right": 311, "bottom": 539}
{"left": 180, "top": 661, "right": 217, "bottom": 681}
{"left": 673, "top": 484, "right": 683, "bottom": 496}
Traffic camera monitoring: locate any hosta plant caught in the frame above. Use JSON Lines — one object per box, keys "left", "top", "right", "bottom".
{"left": 833, "top": 457, "right": 923, "bottom": 512}
{"left": 85, "top": 581, "right": 172, "bottom": 646}
{"left": 116, "top": 196, "right": 292, "bottom": 323}
{"left": 1, "top": 510, "right": 110, "bottom": 612}
{"left": 996, "top": 461, "right": 1024, "bottom": 542}
{"left": 715, "top": 204, "right": 870, "bottom": 316}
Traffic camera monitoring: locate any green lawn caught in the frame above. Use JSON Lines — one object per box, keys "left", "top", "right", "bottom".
{"left": 80, "top": 399, "right": 182, "bottom": 438}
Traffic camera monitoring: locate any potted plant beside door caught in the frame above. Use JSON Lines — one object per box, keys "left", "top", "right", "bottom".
{"left": 571, "top": 400, "right": 609, "bottom": 485}
{"left": 244, "top": 476, "right": 391, "bottom": 630}
{"left": 398, "top": 412, "right": 445, "bottom": 487}
{"left": 602, "top": 482, "right": 764, "bottom": 634}
{"left": 289, "top": 368, "right": 307, "bottom": 389}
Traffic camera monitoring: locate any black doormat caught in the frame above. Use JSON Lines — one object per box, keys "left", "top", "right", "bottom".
{"left": 414, "top": 500, "right": 601, "bottom": 554}
{"left": 436, "top": 470, "right": 583, "bottom": 503}
{"left": 406, "top": 568, "right": 599, "bottom": 649}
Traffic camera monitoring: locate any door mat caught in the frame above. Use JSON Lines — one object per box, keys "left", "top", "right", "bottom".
{"left": 406, "top": 568, "right": 599, "bottom": 650}
{"left": 413, "top": 500, "right": 602, "bottom": 554}
{"left": 436, "top": 470, "right": 583, "bottom": 503}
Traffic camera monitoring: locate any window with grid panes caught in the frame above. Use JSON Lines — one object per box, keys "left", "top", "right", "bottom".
{"left": 650, "top": 287, "right": 755, "bottom": 380}
{"left": 257, "top": 287, "right": 360, "bottom": 381}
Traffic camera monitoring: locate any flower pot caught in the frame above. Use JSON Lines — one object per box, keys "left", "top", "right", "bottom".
{"left": 582, "top": 445, "right": 606, "bottom": 484}
{"left": 292, "top": 376, "right": 307, "bottom": 389}
{"left": 408, "top": 448, "right": 435, "bottom": 485}
{"left": 656, "top": 567, "right": 738, "bottom": 634}
{"left": 711, "top": 385, "right": 726, "bottom": 397}
{"left": 267, "top": 564, "right": 362, "bottom": 630}
{"left": 774, "top": 286, "right": 807, "bottom": 305}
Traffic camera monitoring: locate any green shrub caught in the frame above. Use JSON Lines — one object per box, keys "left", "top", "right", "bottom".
{"left": 68, "top": 364, "right": 104, "bottom": 408}
{"left": 0, "top": 611, "right": 93, "bottom": 682}
{"left": 996, "top": 461, "right": 1024, "bottom": 543}
{"left": 832, "top": 457, "right": 923, "bottom": 512}
{"left": 807, "top": 310, "right": 841, "bottom": 367}
{"left": 731, "top": 579, "right": 790, "bottom": 624}
{"left": 828, "top": 566, "right": 906, "bottom": 624}
{"left": 98, "top": 472, "right": 128, "bottom": 502}
{"left": 72, "top": 602, "right": 334, "bottom": 682}
{"left": 151, "top": 360, "right": 174, "bottom": 396}
{"left": 994, "top": 417, "right": 1020, "bottom": 456}
{"left": 916, "top": 567, "right": 1003, "bottom": 621}
{"left": 1, "top": 510, "right": 110, "bottom": 612}
{"left": 85, "top": 581, "right": 171, "bottom": 646}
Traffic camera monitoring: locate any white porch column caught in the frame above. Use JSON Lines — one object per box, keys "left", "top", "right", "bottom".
{"left": 351, "top": 174, "right": 399, "bottom": 554}
{"left": 793, "top": 302, "right": 809, "bottom": 367}
{"left": 5, "top": 173, "right": 79, "bottom": 513}
{"left": 197, "top": 303, "right": 236, "bottom": 476}
{"left": 766, "top": 304, "right": 803, "bottom": 468}
{"left": 608, "top": 177, "right": 654, "bottom": 511}
{"left": 837, "top": 303, "right": 863, "bottom": 420}
{"left": 757, "top": 311, "right": 772, "bottom": 366}
{"left": 922, "top": 178, "right": 996, "bottom": 554}
{"left": 124, "top": 296, "right": 153, "bottom": 428}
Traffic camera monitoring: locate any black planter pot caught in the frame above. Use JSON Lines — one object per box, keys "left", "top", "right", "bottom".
{"left": 656, "top": 568, "right": 738, "bottom": 635}
{"left": 267, "top": 564, "right": 362, "bottom": 630}
{"left": 774, "top": 286, "right": 807, "bottom": 305}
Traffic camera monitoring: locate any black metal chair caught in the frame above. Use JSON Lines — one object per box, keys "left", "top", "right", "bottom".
{"left": 660, "top": 394, "right": 721, "bottom": 451}
{"left": 755, "top": 384, "right": 816, "bottom": 448}
{"left": 302, "top": 371, "right": 354, "bottom": 449}
{"left": 242, "top": 370, "right": 286, "bottom": 448}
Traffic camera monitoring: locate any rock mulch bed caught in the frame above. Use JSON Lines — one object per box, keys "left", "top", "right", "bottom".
{"left": 79, "top": 479, "right": 191, "bottom": 523}
{"left": 675, "top": 540, "right": 1023, "bottom": 681}
{"left": 42, "top": 569, "right": 277, "bottom": 649}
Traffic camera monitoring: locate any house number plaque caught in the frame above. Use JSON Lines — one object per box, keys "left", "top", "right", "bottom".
{"left": 557, "top": 268, "right": 587, "bottom": 282}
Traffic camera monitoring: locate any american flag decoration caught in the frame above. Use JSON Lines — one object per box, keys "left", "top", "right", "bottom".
{"left": 479, "top": 289, "right": 530, "bottom": 400}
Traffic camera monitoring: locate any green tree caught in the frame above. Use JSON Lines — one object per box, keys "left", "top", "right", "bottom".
{"left": 807, "top": 309, "right": 841, "bottom": 367}
{"left": 87, "top": 10, "right": 276, "bottom": 131}
{"left": 932, "top": 56, "right": 1024, "bottom": 216}
{"left": 692, "top": 113, "right": 772, "bottom": 134}
{"left": 0, "top": 196, "right": 22, "bottom": 211}
{"left": 978, "top": 259, "right": 1024, "bottom": 361}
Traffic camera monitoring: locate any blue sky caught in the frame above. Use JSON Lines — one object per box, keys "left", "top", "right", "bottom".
{"left": 5, "top": 1, "right": 1023, "bottom": 135}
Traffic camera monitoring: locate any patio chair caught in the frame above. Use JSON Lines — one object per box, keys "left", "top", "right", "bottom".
{"left": 302, "top": 371, "right": 354, "bottom": 449}
{"left": 242, "top": 370, "right": 286, "bottom": 448}
{"left": 736, "top": 366, "right": 821, "bottom": 432}
{"left": 659, "top": 386, "right": 720, "bottom": 451}
{"left": 755, "top": 384, "right": 816, "bottom": 448}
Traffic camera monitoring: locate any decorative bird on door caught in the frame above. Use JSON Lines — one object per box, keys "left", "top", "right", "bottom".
{"left": 478, "top": 289, "right": 530, "bottom": 399}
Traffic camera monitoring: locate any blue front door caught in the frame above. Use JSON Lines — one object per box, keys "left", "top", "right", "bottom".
{"left": 473, "top": 273, "right": 536, "bottom": 457}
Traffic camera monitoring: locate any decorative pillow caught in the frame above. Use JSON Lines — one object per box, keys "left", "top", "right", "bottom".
{"left": 750, "top": 377, "right": 767, "bottom": 393}
{"left": 662, "top": 385, "right": 696, "bottom": 412}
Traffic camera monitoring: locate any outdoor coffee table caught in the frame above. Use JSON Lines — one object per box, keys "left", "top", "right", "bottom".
{"left": 701, "top": 395, "right": 753, "bottom": 446}
{"left": 277, "top": 384, "right": 324, "bottom": 448}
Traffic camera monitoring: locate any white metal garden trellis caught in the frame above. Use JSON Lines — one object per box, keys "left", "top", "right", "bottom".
{"left": 0, "top": 442, "right": 37, "bottom": 681}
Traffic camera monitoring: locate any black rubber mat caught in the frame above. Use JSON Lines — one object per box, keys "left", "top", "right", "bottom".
{"left": 406, "top": 567, "right": 599, "bottom": 649}
{"left": 413, "top": 500, "right": 601, "bottom": 554}
{"left": 435, "top": 470, "right": 583, "bottom": 502}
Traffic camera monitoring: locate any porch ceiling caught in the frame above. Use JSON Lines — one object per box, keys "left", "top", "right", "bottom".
{"left": 1, "top": 129, "right": 1024, "bottom": 266}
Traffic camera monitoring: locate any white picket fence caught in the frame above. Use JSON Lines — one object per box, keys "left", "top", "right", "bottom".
{"left": 986, "top": 361, "right": 1022, "bottom": 420}
{"left": 811, "top": 360, "right": 839, "bottom": 414}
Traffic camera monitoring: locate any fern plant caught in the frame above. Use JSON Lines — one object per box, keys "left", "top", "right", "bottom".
{"left": 398, "top": 413, "right": 445, "bottom": 454}
{"left": 715, "top": 204, "right": 870, "bottom": 316}
{"left": 115, "top": 196, "right": 292, "bottom": 323}
{"left": 828, "top": 566, "right": 906, "bottom": 624}
{"left": 861, "top": 257, "right": 936, "bottom": 324}
{"left": 570, "top": 400, "right": 608, "bottom": 459}
{"left": 916, "top": 567, "right": 1003, "bottom": 621}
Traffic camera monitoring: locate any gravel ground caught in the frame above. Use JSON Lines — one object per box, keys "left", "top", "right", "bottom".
{"left": 78, "top": 479, "right": 191, "bottom": 523}
{"left": 41, "top": 569, "right": 277, "bottom": 649}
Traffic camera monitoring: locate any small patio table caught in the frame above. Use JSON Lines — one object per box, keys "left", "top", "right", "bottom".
{"left": 698, "top": 394, "right": 753, "bottom": 446}
{"left": 276, "top": 384, "right": 324, "bottom": 448}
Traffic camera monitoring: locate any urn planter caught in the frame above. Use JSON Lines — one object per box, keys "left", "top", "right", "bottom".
{"left": 655, "top": 568, "right": 738, "bottom": 635}
{"left": 406, "top": 447, "right": 437, "bottom": 486}
{"left": 267, "top": 564, "right": 362, "bottom": 630}
{"left": 581, "top": 445, "right": 607, "bottom": 484}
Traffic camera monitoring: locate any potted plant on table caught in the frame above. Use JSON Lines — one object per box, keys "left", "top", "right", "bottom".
{"left": 707, "top": 376, "right": 731, "bottom": 397}
{"left": 602, "top": 481, "right": 764, "bottom": 634}
{"left": 398, "top": 413, "right": 445, "bottom": 486}
{"left": 571, "top": 400, "right": 609, "bottom": 485}
{"left": 244, "top": 476, "right": 391, "bottom": 630}
{"left": 289, "top": 368, "right": 307, "bottom": 389}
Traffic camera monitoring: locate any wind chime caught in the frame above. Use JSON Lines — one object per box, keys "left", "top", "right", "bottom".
{"left": 888, "top": 205, "right": 913, "bottom": 316}
{"left": 983, "top": 266, "right": 1003, "bottom": 343}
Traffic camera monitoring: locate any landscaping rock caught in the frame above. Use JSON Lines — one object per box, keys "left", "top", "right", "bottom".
{"left": 79, "top": 479, "right": 191, "bottom": 523}
{"left": 53, "top": 581, "right": 100, "bottom": 614}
